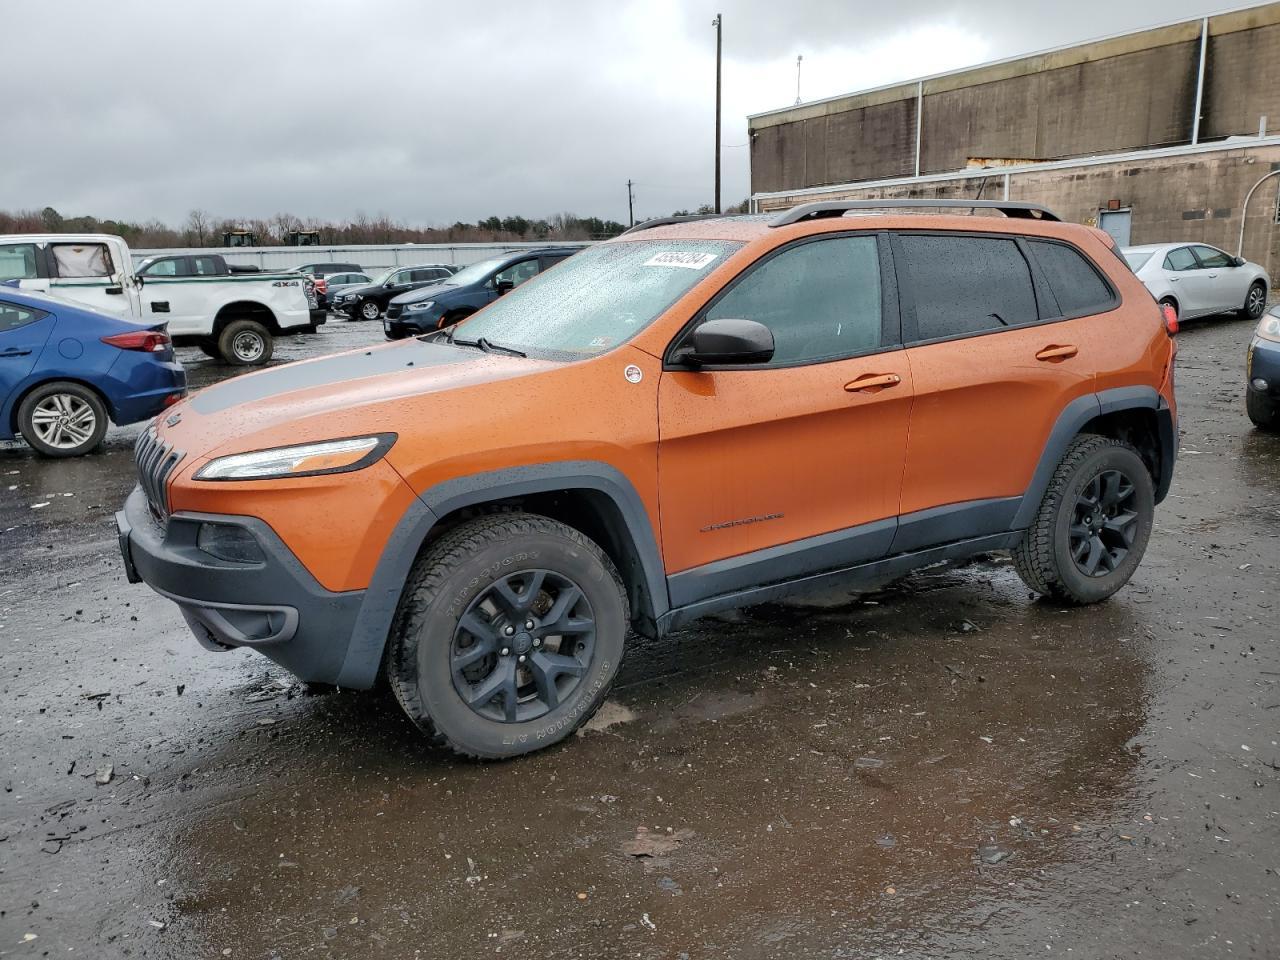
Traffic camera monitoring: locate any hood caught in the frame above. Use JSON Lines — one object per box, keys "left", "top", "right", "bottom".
{"left": 156, "top": 338, "right": 550, "bottom": 463}
{"left": 391, "top": 282, "right": 457, "bottom": 306}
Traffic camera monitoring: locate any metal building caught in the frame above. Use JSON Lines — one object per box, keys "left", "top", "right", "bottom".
{"left": 748, "top": 3, "right": 1280, "bottom": 274}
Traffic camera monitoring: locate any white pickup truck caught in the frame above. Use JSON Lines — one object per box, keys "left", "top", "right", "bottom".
{"left": 0, "top": 234, "right": 311, "bottom": 365}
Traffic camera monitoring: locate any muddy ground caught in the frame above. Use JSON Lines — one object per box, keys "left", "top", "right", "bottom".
{"left": 1, "top": 314, "right": 1277, "bottom": 959}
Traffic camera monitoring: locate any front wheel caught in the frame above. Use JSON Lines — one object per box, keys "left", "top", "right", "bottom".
{"left": 359, "top": 300, "right": 381, "bottom": 321}
{"left": 217, "top": 319, "right": 273, "bottom": 366}
{"left": 386, "top": 513, "right": 628, "bottom": 759}
{"left": 1011, "top": 435, "right": 1155, "bottom": 605}
{"left": 1241, "top": 281, "right": 1267, "bottom": 321}
{"left": 17, "top": 381, "right": 109, "bottom": 457}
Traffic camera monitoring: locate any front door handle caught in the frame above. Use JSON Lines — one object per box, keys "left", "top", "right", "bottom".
{"left": 0, "top": 348, "right": 32, "bottom": 357}
{"left": 1170, "top": 276, "right": 1179, "bottom": 282}
{"left": 1035, "top": 344, "right": 1078, "bottom": 362}
{"left": 845, "top": 373, "right": 902, "bottom": 392}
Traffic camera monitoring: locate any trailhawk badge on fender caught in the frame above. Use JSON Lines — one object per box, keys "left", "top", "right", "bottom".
{"left": 624, "top": 364, "right": 643, "bottom": 383}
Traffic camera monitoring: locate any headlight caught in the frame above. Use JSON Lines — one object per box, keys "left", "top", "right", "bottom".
{"left": 405, "top": 301, "right": 435, "bottom": 312}
{"left": 1256, "top": 311, "right": 1280, "bottom": 343}
{"left": 195, "top": 434, "right": 396, "bottom": 481}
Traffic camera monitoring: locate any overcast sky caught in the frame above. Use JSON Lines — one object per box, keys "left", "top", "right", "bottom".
{"left": 4, "top": 0, "right": 1232, "bottom": 227}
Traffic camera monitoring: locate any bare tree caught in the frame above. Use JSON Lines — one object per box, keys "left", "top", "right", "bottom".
{"left": 184, "top": 209, "right": 210, "bottom": 247}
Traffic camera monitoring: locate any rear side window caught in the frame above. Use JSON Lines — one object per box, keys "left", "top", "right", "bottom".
{"left": 0, "top": 243, "right": 39, "bottom": 282}
{"left": 1027, "top": 240, "right": 1115, "bottom": 317}
{"left": 897, "top": 235, "right": 1038, "bottom": 341}
{"left": 0, "top": 301, "right": 45, "bottom": 332}
{"left": 51, "top": 243, "right": 114, "bottom": 278}
{"left": 705, "top": 235, "right": 882, "bottom": 365}
{"left": 193, "top": 257, "right": 220, "bottom": 276}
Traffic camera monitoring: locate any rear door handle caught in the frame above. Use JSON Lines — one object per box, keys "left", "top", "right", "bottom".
{"left": 845, "top": 373, "right": 902, "bottom": 392}
{"left": 0, "top": 348, "right": 32, "bottom": 357}
{"left": 1035, "top": 344, "right": 1078, "bottom": 362}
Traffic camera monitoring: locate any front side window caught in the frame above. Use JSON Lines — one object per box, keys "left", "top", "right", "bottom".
{"left": 1164, "top": 247, "right": 1198, "bottom": 271}
{"left": 0, "top": 243, "right": 39, "bottom": 282}
{"left": 1191, "top": 245, "right": 1233, "bottom": 269}
{"left": 1027, "top": 240, "right": 1115, "bottom": 318}
{"left": 704, "top": 235, "right": 882, "bottom": 365}
{"left": 897, "top": 235, "right": 1038, "bottom": 341}
{"left": 494, "top": 259, "right": 540, "bottom": 288}
{"left": 456, "top": 239, "right": 742, "bottom": 360}
{"left": 51, "top": 243, "right": 113, "bottom": 278}
{"left": 0, "top": 300, "right": 45, "bottom": 333}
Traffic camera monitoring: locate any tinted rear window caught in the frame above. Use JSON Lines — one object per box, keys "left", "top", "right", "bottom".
{"left": 1028, "top": 240, "right": 1115, "bottom": 317}
{"left": 897, "top": 235, "right": 1038, "bottom": 341}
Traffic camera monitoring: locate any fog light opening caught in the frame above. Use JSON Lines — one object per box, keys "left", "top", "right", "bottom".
{"left": 1252, "top": 377, "right": 1270, "bottom": 392}
{"left": 196, "top": 523, "right": 266, "bottom": 564}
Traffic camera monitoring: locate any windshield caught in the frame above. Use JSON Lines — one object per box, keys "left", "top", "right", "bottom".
{"left": 1123, "top": 250, "right": 1155, "bottom": 271}
{"left": 454, "top": 240, "right": 742, "bottom": 359}
{"left": 369, "top": 268, "right": 397, "bottom": 286}
{"left": 447, "top": 257, "right": 507, "bottom": 287}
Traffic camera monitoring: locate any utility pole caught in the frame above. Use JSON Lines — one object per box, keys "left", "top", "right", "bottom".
{"left": 713, "top": 13, "right": 722, "bottom": 214}
{"left": 795, "top": 54, "right": 803, "bottom": 105}
{"left": 626, "top": 179, "right": 635, "bottom": 227}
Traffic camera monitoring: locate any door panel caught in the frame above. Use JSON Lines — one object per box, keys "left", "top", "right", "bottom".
{"left": 658, "top": 357, "right": 913, "bottom": 577}
{"left": 900, "top": 320, "right": 1096, "bottom": 518}
{"left": 1191, "top": 245, "right": 1247, "bottom": 312}
{"left": 0, "top": 309, "right": 56, "bottom": 417}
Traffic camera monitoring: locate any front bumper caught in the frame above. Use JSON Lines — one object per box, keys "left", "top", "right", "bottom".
{"left": 1247, "top": 336, "right": 1280, "bottom": 396}
{"left": 384, "top": 316, "right": 429, "bottom": 339}
{"left": 116, "top": 486, "right": 365, "bottom": 684}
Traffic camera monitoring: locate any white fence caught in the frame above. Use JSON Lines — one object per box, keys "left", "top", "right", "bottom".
{"left": 129, "top": 241, "right": 588, "bottom": 273}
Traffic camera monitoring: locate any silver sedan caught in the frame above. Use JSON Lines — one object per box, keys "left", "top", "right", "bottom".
{"left": 1122, "top": 243, "right": 1269, "bottom": 322}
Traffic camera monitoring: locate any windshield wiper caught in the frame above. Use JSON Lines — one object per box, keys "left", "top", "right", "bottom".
{"left": 450, "top": 335, "right": 527, "bottom": 358}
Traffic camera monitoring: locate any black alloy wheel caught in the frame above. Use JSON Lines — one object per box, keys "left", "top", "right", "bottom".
{"left": 1067, "top": 469, "right": 1139, "bottom": 578}
{"left": 450, "top": 569, "right": 596, "bottom": 723}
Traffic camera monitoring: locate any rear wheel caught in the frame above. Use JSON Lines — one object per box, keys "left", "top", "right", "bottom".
{"left": 1012, "top": 435, "right": 1154, "bottom": 605}
{"left": 386, "top": 513, "right": 627, "bottom": 759}
{"left": 17, "top": 381, "right": 108, "bottom": 458}
{"left": 217, "top": 319, "right": 273, "bottom": 366}
{"left": 1247, "top": 389, "right": 1280, "bottom": 431}
{"left": 1241, "top": 281, "right": 1267, "bottom": 321}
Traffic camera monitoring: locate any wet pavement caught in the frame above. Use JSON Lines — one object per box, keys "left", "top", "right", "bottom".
{"left": 1, "top": 313, "right": 1277, "bottom": 959}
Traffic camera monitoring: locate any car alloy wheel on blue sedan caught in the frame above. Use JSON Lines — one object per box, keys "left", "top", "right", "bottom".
{"left": 18, "top": 382, "right": 108, "bottom": 457}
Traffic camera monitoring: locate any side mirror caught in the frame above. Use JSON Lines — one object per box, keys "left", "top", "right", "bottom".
{"left": 494, "top": 279, "right": 515, "bottom": 295}
{"left": 1233, "top": 256, "right": 1247, "bottom": 267}
{"left": 676, "top": 318, "right": 774, "bottom": 367}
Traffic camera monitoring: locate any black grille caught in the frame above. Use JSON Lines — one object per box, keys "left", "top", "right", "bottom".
{"left": 385, "top": 303, "right": 402, "bottom": 320}
{"left": 135, "top": 427, "right": 184, "bottom": 520}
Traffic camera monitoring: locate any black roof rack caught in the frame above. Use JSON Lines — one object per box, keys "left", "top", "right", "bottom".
{"left": 618, "top": 214, "right": 728, "bottom": 236}
{"left": 768, "top": 199, "right": 1061, "bottom": 227}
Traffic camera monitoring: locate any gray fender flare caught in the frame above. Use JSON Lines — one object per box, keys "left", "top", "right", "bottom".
{"left": 334, "top": 461, "right": 667, "bottom": 689}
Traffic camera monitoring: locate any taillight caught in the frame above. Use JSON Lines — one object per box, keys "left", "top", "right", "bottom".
{"left": 1161, "top": 303, "right": 1179, "bottom": 336}
{"left": 315, "top": 278, "right": 327, "bottom": 293}
{"left": 102, "top": 330, "right": 171, "bottom": 352}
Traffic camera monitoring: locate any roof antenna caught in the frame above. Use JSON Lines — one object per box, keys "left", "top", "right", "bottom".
{"left": 795, "top": 54, "right": 803, "bottom": 105}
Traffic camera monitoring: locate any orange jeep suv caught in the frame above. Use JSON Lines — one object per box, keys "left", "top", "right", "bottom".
{"left": 117, "top": 200, "right": 1177, "bottom": 758}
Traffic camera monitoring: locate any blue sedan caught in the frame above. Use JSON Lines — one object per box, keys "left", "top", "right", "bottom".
{"left": 0, "top": 286, "right": 186, "bottom": 457}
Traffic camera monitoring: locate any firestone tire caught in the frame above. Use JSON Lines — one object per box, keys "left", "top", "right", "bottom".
{"left": 1011, "top": 435, "right": 1155, "bottom": 605}
{"left": 386, "top": 513, "right": 628, "bottom": 759}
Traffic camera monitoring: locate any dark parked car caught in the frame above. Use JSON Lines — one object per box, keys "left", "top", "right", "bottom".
{"left": 383, "top": 247, "right": 582, "bottom": 338}
{"left": 1247, "top": 302, "right": 1280, "bottom": 430}
{"left": 331, "top": 264, "right": 459, "bottom": 321}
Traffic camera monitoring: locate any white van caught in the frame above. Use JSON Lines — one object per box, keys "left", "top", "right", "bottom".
{"left": 0, "top": 234, "right": 311, "bottom": 364}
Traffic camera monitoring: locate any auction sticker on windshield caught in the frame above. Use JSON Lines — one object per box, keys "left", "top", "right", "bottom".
{"left": 643, "top": 251, "right": 719, "bottom": 270}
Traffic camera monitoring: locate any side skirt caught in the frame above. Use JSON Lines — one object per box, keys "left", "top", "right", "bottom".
{"left": 657, "top": 531, "right": 1021, "bottom": 634}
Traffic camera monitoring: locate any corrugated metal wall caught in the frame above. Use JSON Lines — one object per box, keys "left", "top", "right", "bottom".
{"left": 129, "top": 242, "right": 589, "bottom": 272}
